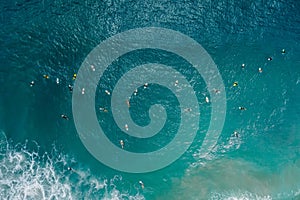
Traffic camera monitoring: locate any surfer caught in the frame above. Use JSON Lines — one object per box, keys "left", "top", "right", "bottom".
{"left": 72, "top": 73, "right": 77, "bottom": 80}
{"left": 205, "top": 96, "right": 209, "bottom": 103}
{"left": 81, "top": 88, "right": 85, "bottom": 95}
{"left": 99, "top": 107, "right": 108, "bottom": 113}
{"left": 120, "top": 140, "right": 124, "bottom": 149}
{"left": 238, "top": 106, "right": 247, "bottom": 111}
{"left": 144, "top": 83, "right": 148, "bottom": 89}
{"left": 68, "top": 84, "right": 73, "bottom": 92}
{"left": 126, "top": 99, "right": 130, "bottom": 108}
{"left": 233, "top": 131, "right": 239, "bottom": 138}
{"left": 56, "top": 78, "right": 60, "bottom": 84}
{"left": 184, "top": 108, "right": 192, "bottom": 112}
{"left": 91, "top": 65, "right": 95, "bottom": 71}
{"left": 105, "top": 90, "right": 111, "bottom": 95}
{"left": 61, "top": 114, "right": 69, "bottom": 120}
{"left": 29, "top": 81, "right": 35, "bottom": 87}
{"left": 213, "top": 89, "right": 221, "bottom": 94}
{"left": 43, "top": 74, "right": 49, "bottom": 79}
{"left": 139, "top": 180, "right": 145, "bottom": 189}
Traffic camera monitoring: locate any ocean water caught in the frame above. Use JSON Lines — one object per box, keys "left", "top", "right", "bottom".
{"left": 0, "top": 0, "right": 300, "bottom": 199}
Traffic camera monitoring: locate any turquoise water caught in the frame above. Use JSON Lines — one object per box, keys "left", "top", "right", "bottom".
{"left": 1, "top": 0, "right": 300, "bottom": 199}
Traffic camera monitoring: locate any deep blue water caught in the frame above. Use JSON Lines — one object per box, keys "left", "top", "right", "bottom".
{"left": 0, "top": 0, "right": 300, "bottom": 199}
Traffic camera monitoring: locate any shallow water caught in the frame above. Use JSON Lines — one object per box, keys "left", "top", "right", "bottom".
{"left": 1, "top": 0, "right": 300, "bottom": 199}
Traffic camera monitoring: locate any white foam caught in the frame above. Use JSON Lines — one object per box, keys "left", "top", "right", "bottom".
{"left": 0, "top": 131, "right": 145, "bottom": 200}
{"left": 211, "top": 191, "right": 272, "bottom": 200}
